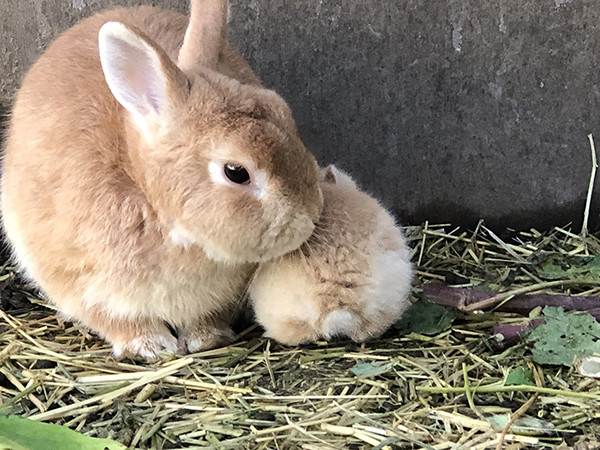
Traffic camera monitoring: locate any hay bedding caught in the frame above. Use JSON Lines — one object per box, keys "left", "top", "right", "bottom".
{"left": 1, "top": 222, "right": 599, "bottom": 449}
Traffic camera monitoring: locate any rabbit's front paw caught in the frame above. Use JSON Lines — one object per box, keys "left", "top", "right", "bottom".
{"left": 178, "top": 327, "right": 235, "bottom": 353}
{"left": 112, "top": 332, "right": 179, "bottom": 360}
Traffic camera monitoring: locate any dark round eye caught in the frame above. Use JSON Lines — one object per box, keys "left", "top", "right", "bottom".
{"left": 224, "top": 163, "right": 251, "bottom": 184}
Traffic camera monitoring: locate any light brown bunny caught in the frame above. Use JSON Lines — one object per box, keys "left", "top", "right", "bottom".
{"left": 1, "top": 0, "right": 323, "bottom": 359}
{"left": 249, "top": 166, "right": 412, "bottom": 345}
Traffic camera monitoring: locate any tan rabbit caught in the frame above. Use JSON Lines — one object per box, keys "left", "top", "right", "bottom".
{"left": 1, "top": 0, "right": 323, "bottom": 359}
{"left": 249, "top": 166, "right": 412, "bottom": 345}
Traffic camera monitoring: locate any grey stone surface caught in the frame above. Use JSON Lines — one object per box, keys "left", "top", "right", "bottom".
{"left": 2, "top": 0, "right": 600, "bottom": 230}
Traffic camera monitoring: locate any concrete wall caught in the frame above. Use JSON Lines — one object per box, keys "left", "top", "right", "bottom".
{"left": 2, "top": 0, "right": 600, "bottom": 230}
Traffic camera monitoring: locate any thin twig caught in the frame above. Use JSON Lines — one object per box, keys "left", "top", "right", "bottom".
{"left": 495, "top": 363, "right": 542, "bottom": 450}
{"left": 463, "top": 280, "right": 600, "bottom": 312}
{"left": 582, "top": 134, "right": 598, "bottom": 237}
{"left": 417, "top": 384, "right": 600, "bottom": 400}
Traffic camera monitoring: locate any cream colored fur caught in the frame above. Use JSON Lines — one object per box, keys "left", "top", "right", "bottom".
{"left": 250, "top": 166, "right": 413, "bottom": 345}
{"left": 1, "top": 1, "right": 323, "bottom": 358}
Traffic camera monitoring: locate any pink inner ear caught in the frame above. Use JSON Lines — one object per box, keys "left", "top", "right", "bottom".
{"left": 122, "top": 45, "right": 164, "bottom": 114}
{"left": 100, "top": 28, "right": 167, "bottom": 118}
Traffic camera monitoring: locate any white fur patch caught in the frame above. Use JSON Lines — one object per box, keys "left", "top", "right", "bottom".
{"left": 322, "top": 310, "right": 359, "bottom": 339}
{"left": 365, "top": 249, "right": 412, "bottom": 314}
{"left": 208, "top": 161, "right": 230, "bottom": 187}
{"left": 112, "top": 332, "right": 178, "bottom": 359}
{"left": 252, "top": 169, "right": 268, "bottom": 199}
{"left": 169, "top": 222, "right": 196, "bottom": 249}
{"left": 362, "top": 212, "right": 412, "bottom": 324}
{"left": 200, "top": 241, "right": 231, "bottom": 263}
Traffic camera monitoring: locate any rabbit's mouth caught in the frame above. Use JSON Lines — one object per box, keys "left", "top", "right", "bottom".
{"left": 197, "top": 211, "right": 316, "bottom": 264}
{"left": 257, "top": 212, "right": 317, "bottom": 262}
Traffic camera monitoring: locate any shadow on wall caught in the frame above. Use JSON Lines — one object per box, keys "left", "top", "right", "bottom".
{"left": 410, "top": 198, "right": 592, "bottom": 234}
{"left": 228, "top": 0, "right": 600, "bottom": 232}
{"left": 0, "top": 100, "right": 11, "bottom": 261}
{"left": 0, "top": 101, "right": 7, "bottom": 150}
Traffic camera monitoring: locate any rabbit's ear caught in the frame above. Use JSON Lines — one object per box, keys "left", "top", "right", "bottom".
{"left": 322, "top": 165, "right": 337, "bottom": 184}
{"left": 178, "top": 0, "right": 228, "bottom": 74}
{"left": 99, "top": 22, "right": 187, "bottom": 127}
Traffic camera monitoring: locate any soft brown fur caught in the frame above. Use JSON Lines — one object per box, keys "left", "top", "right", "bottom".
{"left": 250, "top": 166, "right": 412, "bottom": 345}
{"left": 1, "top": 2, "right": 322, "bottom": 358}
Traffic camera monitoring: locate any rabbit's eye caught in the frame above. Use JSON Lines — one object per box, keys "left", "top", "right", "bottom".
{"left": 224, "top": 163, "right": 251, "bottom": 185}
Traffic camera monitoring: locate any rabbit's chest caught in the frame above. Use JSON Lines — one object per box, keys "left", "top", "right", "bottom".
{"left": 83, "top": 255, "right": 255, "bottom": 325}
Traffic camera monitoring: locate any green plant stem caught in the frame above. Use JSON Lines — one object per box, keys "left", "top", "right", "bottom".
{"left": 417, "top": 384, "right": 600, "bottom": 400}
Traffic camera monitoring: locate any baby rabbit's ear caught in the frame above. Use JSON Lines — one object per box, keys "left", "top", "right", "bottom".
{"left": 321, "top": 165, "right": 359, "bottom": 190}
{"left": 321, "top": 166, "right": 337, "bottom": 184}
{"left": 99, "top": 22, "right": 187, "bottom": 129}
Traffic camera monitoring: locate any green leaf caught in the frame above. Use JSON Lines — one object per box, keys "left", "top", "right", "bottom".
{"left": 350, "top": 361, "right": 395, "bottom": 378}
{"left": 504, "top": 366, "right": 535, "bottom": 386}
{"left": 535, "top": 253, "right": 600, "bottom": 281}
{"left": 584, "top": 255, "right": 600, "bottom": 275}
{"left": 394, "top": 298, "right": 458, "bottom": 336}
{"left": 525, "top": 307, "right": 600, "bottom": 367}
{"left": 0, "top": 416, "right": 126, "bottom": 450}
{"left": 488, "top": 414, "right": 556, "bottom": 435}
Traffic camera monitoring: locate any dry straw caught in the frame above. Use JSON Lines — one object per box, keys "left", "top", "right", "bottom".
{"left": 1, "top": 216, "right": 600, "bottom": 449}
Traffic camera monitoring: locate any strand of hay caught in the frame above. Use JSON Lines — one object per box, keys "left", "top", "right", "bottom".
{"left": 1, "top": 222, "right": 599, "bottom": 448}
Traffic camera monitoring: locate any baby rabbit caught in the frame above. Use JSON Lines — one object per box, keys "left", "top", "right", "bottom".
{"left": 249, "top": 166, "right": 412, "bottom": 345}
{"left": 1, "top": 0, "right": 323, "bottom": 359}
